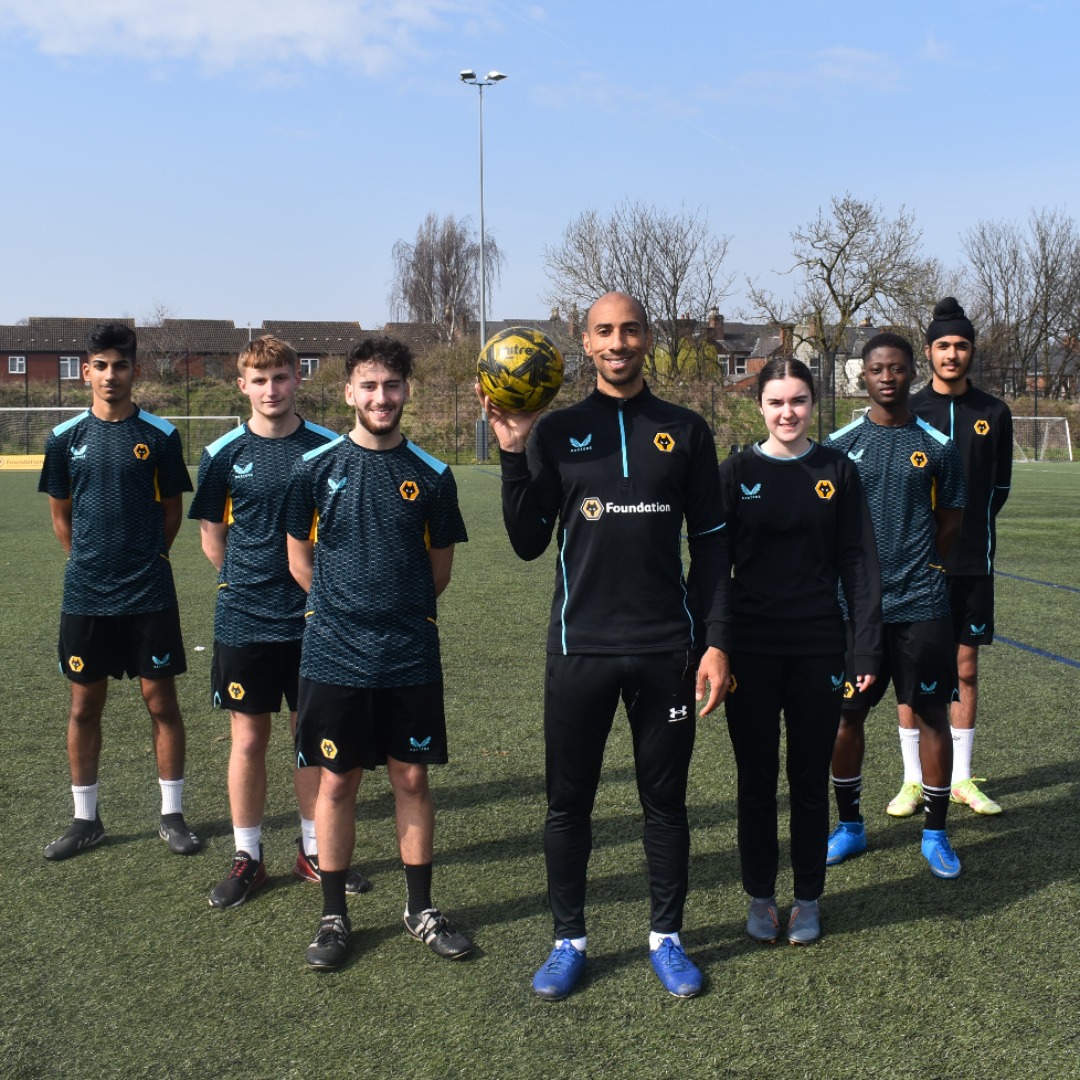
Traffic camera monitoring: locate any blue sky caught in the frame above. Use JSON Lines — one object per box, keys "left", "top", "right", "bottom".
{"left": 1, "top": 0, "right": 1077, "bottom": 329}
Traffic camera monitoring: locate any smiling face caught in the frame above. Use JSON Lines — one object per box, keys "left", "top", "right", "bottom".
{"left": 83, "top": 348, "right": 137, "bottom": 412}
{"left": 238, "top": 363, "right": 300, "bottom": 422}
{"left": 345, "top": 359, "right": 409, "bottom": 445}
{"left": 925, "top": 334, "right": 974, "bottom": 393}
{"left": 864, "top": 346, "right": 915, "bottom": 411}
{"left": 758, "top": 374, "right": 814, "bottom": 455}
{"left": 582, "top": 292, "right": 652, "bottom": 398}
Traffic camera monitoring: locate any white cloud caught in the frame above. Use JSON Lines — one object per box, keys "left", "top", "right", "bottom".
{"left": 919, "top": 34, "right": 953, "bottom": 63}
{"left": 0, "top": 0, "right": 474, "bottom": 74}
{"left": 815, "top": 46, "right": 901, "bottom": 89}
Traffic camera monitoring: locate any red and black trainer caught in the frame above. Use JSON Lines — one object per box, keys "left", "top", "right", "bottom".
{"left": 292, "top": 839, "right": 372, "bottom": 894}
{"left": 209, "top": 850, "right": 268, "bottom": 909}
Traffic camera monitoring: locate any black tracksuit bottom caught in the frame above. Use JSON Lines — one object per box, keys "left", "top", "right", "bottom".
{"left": 724, "top": 650, "right": 844, "bottom": 902}
{"left": 542, "top": 651, "right": 697, "bottom": 939}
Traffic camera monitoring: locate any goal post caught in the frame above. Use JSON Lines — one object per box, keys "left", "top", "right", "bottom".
{"left": 845, "top": 408, "right": 1074, "bottom": 463}
{"left": 0, "top": 408, "right": 241, "bottom": 469}
{"left": 1012, "top": 417, "right": 1073, "bottom": 462}
{"left": 162, "top": 416, "right": 243, "bottom": 465}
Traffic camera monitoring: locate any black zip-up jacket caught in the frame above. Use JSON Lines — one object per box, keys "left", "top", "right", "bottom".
{"left": 910, "top": 382, "right": 1012, "bottom": 575}
{"left": 500, "top": 385, "right": 731, "bottom": 655}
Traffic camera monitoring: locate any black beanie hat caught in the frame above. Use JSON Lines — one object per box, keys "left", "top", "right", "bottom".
{"left": 926, "top": 297, "right": 976, "bottom": 346}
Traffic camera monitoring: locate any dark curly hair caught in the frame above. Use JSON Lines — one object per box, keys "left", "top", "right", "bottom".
{"left": 345, "top": 336, "right": 413, "bottom": 380}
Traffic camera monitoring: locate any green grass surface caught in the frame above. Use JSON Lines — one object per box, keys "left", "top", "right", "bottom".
{"left": 1, "top": 462, "right": 1078, "bottom": 1079}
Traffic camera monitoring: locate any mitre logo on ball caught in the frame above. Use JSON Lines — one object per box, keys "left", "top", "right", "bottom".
{"left": 477, "top": 326, "right": 564, "bottom": 413}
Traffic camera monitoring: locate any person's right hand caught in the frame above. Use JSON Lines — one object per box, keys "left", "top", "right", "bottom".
{"left": 475, "top": 383, "right": 543, "bottom": 453}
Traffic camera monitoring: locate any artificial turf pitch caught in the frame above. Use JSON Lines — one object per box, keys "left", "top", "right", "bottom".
{"left": 1, "top": 462, "right": 1077, "bottom": 1079}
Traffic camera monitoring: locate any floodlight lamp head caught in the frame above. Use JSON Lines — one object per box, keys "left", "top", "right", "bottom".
{"left": 487, "top": 71, "right": 507, "bottom": 82}
{"left": 459, "top": 69, "right": 477, "bottom": 82}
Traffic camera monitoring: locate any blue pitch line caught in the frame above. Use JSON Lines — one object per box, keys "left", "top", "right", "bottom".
{"left": 996, "top": 570, "right": 1080, "bottom": 595}
{"left": 994, "top": 635, "right": 1080, "bottom": 670}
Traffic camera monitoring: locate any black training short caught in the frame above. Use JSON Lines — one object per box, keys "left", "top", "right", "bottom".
{"left": 294, "top": 677, "right": 448, "bottom": 773}
{"left": 948, "top": 575, "right": 995, "bottom": 646}
{"left": 58, "top": 608, "right": 186, "bottom": 683}
{"left": 841, "top": 618, "right": 958, "bottom": 711}
{"left": 211, "top": 639, "right": 302, "bottom": 715}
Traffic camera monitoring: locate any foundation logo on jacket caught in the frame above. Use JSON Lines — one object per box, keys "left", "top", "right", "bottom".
{"left": 910, "top": 451, "right": 928, "bottom": 468}
{"left": 815, "top": 480, "right": 836, "bottom": 500}
{"left": 653, "top": 432, "right": 675, "bottom": 453}
{"left": 974, "top": 419, "right": 990, "bottom": 435}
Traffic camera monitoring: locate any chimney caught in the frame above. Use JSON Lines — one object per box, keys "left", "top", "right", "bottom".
{"left": 781, "top": 324, "right": 794, "bottom": 356}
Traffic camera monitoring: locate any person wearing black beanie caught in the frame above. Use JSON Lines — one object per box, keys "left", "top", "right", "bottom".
{"left": 885, "top": 298, "right": 1013, "bottom": 821}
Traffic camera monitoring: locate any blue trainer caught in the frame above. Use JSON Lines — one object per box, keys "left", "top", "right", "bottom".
{"left": 826, "top": 821, "right": 867, "bottom": 866}
{"left": 921, "top": 829, "right": 961, "bottom": 879}
{"left": 649, "top": 937, "right": 703, "bottom": 998}
{"left": 532, "top": 940, "right": 586, "bottom": 1000}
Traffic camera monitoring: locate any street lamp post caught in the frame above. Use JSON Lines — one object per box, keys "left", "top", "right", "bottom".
{"left": 459, "top": 69, "right": 506, "bottom": 352}
{"left": 459, "top": 68, "right": 506, "bottom": 462}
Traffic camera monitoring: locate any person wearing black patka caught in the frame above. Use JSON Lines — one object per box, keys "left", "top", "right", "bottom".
{"left": 480, "top": 292, "right": 731, "bottom": 1000}
{"left": 886, "top": 298, "right": 1013, "bottom": 821}
{"left": 720, "top": 359, "right": 881, "bottom": 946}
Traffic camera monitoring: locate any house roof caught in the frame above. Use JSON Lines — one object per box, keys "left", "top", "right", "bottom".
{"left": 0, "top": 316, "right": 135, "bottom": 352}
{"left": 261, "top": 321, "right": 363, "bottom": 354}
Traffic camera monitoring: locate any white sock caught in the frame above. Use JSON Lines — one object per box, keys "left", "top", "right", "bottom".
{"left": 159, "top": 777, "right": 184, "bottom": 816}
{"left": 559, "top": 936, "right": 586, "bottom": 953}
{"left": 301, "top": 816, "right": 317, "bottom": 857}
{"left": 899, "top": 727, "right": 922, "bottom": 784}
{"left": 233, "top": 825, "right": 262, "bottom": 858}
{"left": 649, "top": 931, "right": 681, "bottom": 951}
{"left": 72, "top": 783, "right": 98, "bottom": 821}
{"left": 951, "top": 726, "right": 975, "bottom": 785}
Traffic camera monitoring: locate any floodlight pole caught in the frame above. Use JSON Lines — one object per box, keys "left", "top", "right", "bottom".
{"left": 460, "top": 70, "right": 506, "bottom": 351}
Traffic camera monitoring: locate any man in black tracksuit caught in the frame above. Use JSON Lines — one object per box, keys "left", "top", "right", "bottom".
{"left": 482, "top": 292, "right": 730, "bottom": 1001}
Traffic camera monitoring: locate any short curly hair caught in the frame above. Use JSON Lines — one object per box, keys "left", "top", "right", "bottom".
{"left": 345, "top": 336, "right": 413, "bottom": 381}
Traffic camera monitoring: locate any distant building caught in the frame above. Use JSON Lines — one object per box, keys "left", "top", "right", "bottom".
{"left": 0, "top": 317, "right": 365, "bottom": 385}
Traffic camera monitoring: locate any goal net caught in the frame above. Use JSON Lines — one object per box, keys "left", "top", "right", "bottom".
{"left": 0, "top": 408, "right": 241, "bottom": 469}
{"left": 1012, "top": 416, "right": 1073, "bottom": 462}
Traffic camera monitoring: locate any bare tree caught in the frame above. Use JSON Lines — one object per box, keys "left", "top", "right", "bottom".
{"left": 139, "top": 302, "right": 189, "bottom": 379}
{"left": 389, "top": 213, "right": 503, "bottom": 345}
{"left": 748, "top": 194, "right": 928, "bottom": 431}
{"left": 542, "top": 201, "right": 733, "bottom": 381}
{"left": 963, "top": 208, "right": 1080, "bottom": 399}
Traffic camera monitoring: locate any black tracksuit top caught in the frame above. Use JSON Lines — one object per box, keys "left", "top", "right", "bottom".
{"left": 500, "top": 385, "right": 731, "bottom": 656}
{"left": 910, "top": 382, "right": 1013, "bottom": 575}
{"left": 719, "top": 442, "right": 883, "bottom": 677}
